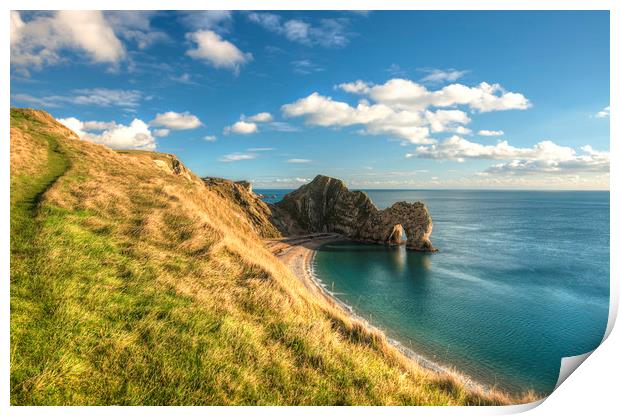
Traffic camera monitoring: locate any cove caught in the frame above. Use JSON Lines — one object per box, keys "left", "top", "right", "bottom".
{"left": 312, "top": 190, "right": 609, "bottom": 395}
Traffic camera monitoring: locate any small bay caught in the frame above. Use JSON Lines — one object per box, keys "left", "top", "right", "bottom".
{"left": 260, "top": 189, "right": 610, "bottom": 395}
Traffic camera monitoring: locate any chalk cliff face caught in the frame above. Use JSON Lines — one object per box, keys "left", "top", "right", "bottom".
{"left": 273, "top": 175, "right": 437, "bottom": 251}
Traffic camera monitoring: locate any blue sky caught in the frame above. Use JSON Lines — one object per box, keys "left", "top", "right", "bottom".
{"left": 10, "top": 10, "right": 610, "bottom": 189}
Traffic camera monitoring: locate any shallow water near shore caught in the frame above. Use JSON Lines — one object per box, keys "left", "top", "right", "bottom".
{"left": 259, "top": 189, "right": 609, "bottom": 395}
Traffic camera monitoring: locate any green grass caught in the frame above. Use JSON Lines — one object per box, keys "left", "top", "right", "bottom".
{"left": 10, "top": 109, "right": 533, "bottom": 405}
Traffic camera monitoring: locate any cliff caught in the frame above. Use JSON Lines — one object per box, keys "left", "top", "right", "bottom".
{"left": 273, "top": 175, "right": 436, "bottom": 251}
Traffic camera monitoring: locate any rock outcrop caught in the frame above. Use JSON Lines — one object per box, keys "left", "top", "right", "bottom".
{"left": 273, "top": 175, "right": 437, "bottom": 251}
{"left": 203, "top": 177, "right": 282, "bottom": 238}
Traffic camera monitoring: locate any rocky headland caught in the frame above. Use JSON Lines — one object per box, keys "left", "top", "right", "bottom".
{"left": 271, "top": 175, "right": 437, "bottom": 252}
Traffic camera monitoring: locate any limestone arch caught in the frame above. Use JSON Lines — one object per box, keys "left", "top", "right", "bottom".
{"left": 374, "top": 201, "right": 437, "bottom": 252}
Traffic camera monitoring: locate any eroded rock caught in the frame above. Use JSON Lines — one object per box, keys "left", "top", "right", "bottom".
{"left": 273, "top": 175, "right": 437, "bottom": 251}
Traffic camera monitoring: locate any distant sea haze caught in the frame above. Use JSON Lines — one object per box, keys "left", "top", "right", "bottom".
{"left": 258, "top": 189, "right": 610, "bottom": 394}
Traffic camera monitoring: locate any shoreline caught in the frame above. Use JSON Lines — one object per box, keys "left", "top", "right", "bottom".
{"left": 267, "top": 233, "right": 492, "bottom": 395}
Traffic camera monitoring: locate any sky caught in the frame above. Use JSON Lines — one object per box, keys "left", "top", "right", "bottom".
{"left": 10, "top": 10, "right": 610, "bottom": 189}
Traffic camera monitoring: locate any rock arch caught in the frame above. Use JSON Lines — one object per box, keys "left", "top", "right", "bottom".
{"left": 363, "top": 201, "right": 436, "bottom": 251}
{"left": 272, "top": 175, "right": 438, "bottom": 252}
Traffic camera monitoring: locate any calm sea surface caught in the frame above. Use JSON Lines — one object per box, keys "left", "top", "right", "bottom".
{"left": 256, "top": 189, "right": 610, "bottom": 395}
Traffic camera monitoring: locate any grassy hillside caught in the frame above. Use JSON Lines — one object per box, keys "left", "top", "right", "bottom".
{"left": 10, "top": 108, "right": 529, "bottom": 405}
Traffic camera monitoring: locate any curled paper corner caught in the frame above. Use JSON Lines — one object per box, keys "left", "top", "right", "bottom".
{"left": 554, "top": 351, "right": 594, "bottom": 390}
{"left": 499, "top": 351, "right": 597, "bottom": 415}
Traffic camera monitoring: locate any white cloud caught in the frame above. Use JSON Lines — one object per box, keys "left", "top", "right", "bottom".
{"left": 224, "top": 111, "right": 277, "bottom": 135}
{"left": 11, "top": 11, "right": 125, "bottom": 71}
{"left": 224, "top": 121, "right": 258, "bottom": 135}
{"left": 12, "top": 88, "right": 142, "bottom": 109}
{"left": 150, "top": 111, "right": 202, "bottom": 130}
{"left": 245, "top": 112, "right": 273, "bottom": 123}
{"left": 425, "top": 110, "right": 471, "bottom": 133}
{"left": 412, "top": 136, "right": 575, "bottom": 161}
{"left": 218, "top": 153, "right": 257, "bottom": 162}
{"left": 71, "top": 89, "right": 143, "bottom": 108}
{"left": 186, "top": 30, "right": 252, "bottom": 73}
{"left": 10, "top": 11, "right": 24, "bottom": 45}
{"left": 203, "top": 135, "right": 217, "bottom": 142}
{"left": 420, "top": 68, "right": 468, "bottom": 84}
{"left": 58, "top": 116, "right": 156, "bottom": 150}
{"left": 286, "top": 159, "right": 312, "bottom": 164}
{"left": 365, "top": 79, "right": 531, "bottom": 112}
{"left": 284, "top": 78, "right": 530, "bottom": 145}
{"left": 180, "top": 11, "right": 233, "bottom": 33}
{"left": 337, "top": 80, "right": 371, "bottom": 94}
{"left": 248, "top": 13, "right": 351, "bottom": 47}
{"left": 478, "top": 129, "right": 505, "bottom": 136}
{"left": 595, "top": 105, "right": 610, "bottom": 118}
{"left": 82, "top": 120, "right": 118, "bottom": 130}
{"left": 409, "top": 135, "right": 609, "bottom": 175}
{"left": 105, "top": 11, "right": 168, "bottom": 49}
{"left": 284, "top": 20, "right": 310, "bottom": 42}
{"left": 153, "top": 129, "right": 170, "bottom": 137}
{"left": 485, "top": 145, "right": 609, "bottom": 175}
{"left": 282, "top": 92, "right": 435, "bottom": 144}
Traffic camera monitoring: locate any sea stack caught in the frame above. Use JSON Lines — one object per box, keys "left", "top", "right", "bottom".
{"left": 272, "top": 175, "right": 437, "bottom": 252}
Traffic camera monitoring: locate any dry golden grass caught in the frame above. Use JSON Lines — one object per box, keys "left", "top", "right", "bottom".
{"left": 10, "top": 108, "right": 538, "bottom": 405}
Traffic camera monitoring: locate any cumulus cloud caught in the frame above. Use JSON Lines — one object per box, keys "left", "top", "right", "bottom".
{"left": 412, "top": 136, "right": 575, "bottom": 161}
{"left": 420, "top": 68, "right": 468, "bottom": 84}
{"left": 283, "top": 78, "right": 530, "bottom": 145}
{"left": 12, "top": 88, "right": 143, "bottom": 109}
{"left": 11, "top": 11, "right": 125, "bottom": 71}
{"left": 409, "top": 135, "right": 609, "bottom": 175}
{"left": 478, "top": 129, "right": 505, "bottom": 136}
{"left": 247, "top": 13, "right": 351, "bottom": 47}
{"left": 425, "top": 110, "right": 471, "bottom": 133}
{"left": 359, "top": 79, "right": 531, "bottom": 112}
{"left": 218, "top": 153, "right": 257, "bottom": 162}
{"left": 282, "top": 92, "right": 434, "bottom": 144}
{"left": 224, "top": 112, "right": 276, "bottom": 134}
{"left": 203, "top": 135, "right": 217, "bottom": 142}
{"left": 186, "top": 30, "right": 252, "bottom": 73}
{"left": 337, "top": 80, "right": 372, "bottom": 94}
{"left": 58, "top": 116, "right": 156, "bottom": 150}
{"left": 595, "top": 105, "right": 610, "bottom": 118}
{"left": 224, "top": 121, "right": 258, "bottom": 135}
{"left": 245, "top": 112, "right": 273, "bottom": 122}
{"left": 150, "top": 111, "right": 202, "bottom": 130}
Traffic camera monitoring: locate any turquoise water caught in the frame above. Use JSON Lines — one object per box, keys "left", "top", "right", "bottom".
{"left": 258, "top": 189, "right": 610, "bottom": 395}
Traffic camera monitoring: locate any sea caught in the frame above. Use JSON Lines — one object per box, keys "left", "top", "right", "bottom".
{"left": 256, "top": 189, "right": 610, "bottom": 395}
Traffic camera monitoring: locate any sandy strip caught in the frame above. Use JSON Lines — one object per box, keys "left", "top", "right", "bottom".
{"left": 267, "top": 233, "right": 490, "bottom": 394}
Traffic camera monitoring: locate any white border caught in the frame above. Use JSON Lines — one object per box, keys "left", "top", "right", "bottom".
{"left": 2, "top": 1, "right": 616, "bottom": 415}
